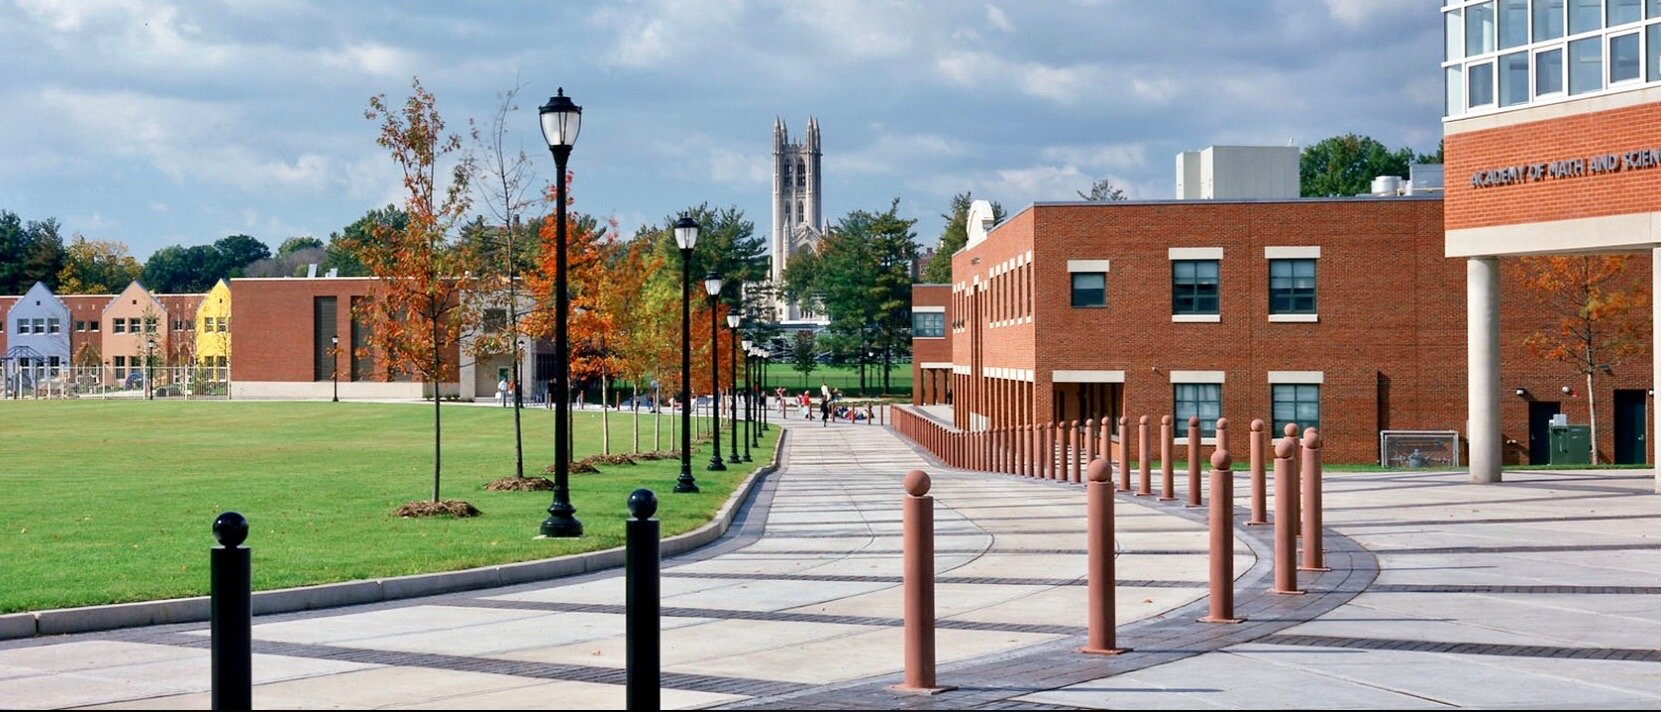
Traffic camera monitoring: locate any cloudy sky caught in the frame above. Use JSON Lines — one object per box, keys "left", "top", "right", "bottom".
{"left": 0, "top": 0, "right": 1443, "bottom": 259}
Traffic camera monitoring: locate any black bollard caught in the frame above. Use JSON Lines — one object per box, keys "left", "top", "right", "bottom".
{"left": 210, "top": 511, "right": 251, "bottom": 711}
{"left": 625, "top": 489, "right": 660, "bottom": 712}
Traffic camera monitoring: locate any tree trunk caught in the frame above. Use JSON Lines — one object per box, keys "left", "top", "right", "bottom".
{"left": 602, "top": 372, "right": 611, "bottom": 456}
{"left": 632, "top": 382, "right": 640, "bottom": 453}
{"left": 1587, "top": 370, "right": 1599, "bottom": 465}
{"left": 432, "top": 316, "right": 441, "bottom": 503}
{"left": 654, "top": 383, "right": 662, "bottom": 452}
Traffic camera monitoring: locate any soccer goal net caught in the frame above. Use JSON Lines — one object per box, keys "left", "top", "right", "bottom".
{"left": 1379, "top": 430, "right": 1461, "bottom": 469}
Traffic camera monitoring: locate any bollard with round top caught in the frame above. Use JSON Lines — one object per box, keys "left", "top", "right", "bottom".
{"left": 1284, "top": 422, "right": 1302, "bottom": 530}
{"left": 1137, "top": 415, "right": 1152, "bottom": 496}
{"left": 1158, "top": 415, "right": 1175, "bottom": 501}
{"left": 1117, "top": 416, "right": 1131, "bottom": 492}
{"left": 1085, "top": 419, "right": 1098, "bottom": 474}
{"left": 625, "top": 488, "right": 660, "bottom": 711}
{"left": 210, "top": 512, "right": 251, "bottom": 711}
{"left": 1073, "top": 420, "right": 1086, "bottom": 482}
{"left": 1186, "top": 416, "right": 1203, "bottom": 507}
{"left": 895, "top": 470, "right": 952, "bottom": 694}
{"left": 1247, "top": 419, "right": 1268, "bottom": 526}
{"left": 1202, "top": 444, "right": 1245, "bottom": 623}
{"left": 1300, "top": 428, "right": 1329, "bottom": 572}
{"left": 1271, "top": 436, "right": 1304, "bottom": 595}
{"left": 1081, "top": 457, "right": 1129, "bottom": 655}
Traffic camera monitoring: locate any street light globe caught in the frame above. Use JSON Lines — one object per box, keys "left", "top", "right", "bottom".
{"left": 538, "top": 88, "right": 581, "bottom": 149}
{"left": 704, "top": 272, "right": 723, "bottom": 297}
{"left": 331, "top": 335, "right": 339, "bottom": 346}
{"left": 742, "top": 338, "right": 753, "bottom": 351}
{"left": 727, "top": 314, "right": 741, "bottom": 329}
{"left": 674, "top": 215, "right": 699, "bottom": 251}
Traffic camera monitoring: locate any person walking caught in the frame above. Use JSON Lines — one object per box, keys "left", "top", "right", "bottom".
{"left": 819, "top": 382, "right": 832, "bottom": 426}
{"left": 497, "top": 376, "right": 509, "bottom": 407}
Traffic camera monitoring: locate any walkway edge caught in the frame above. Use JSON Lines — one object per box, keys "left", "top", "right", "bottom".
{"left": 4, "top": 431, "right": 789, "bottom": 641}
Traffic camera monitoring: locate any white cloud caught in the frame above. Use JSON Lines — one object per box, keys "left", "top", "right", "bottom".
{"left": 1039, "top": 143, "right": 1147, "bottom": 172}
{"left": 319, "top": 42, "right": 418, "bottom": 77}
{"left": 593, "top": 0, "right": 745, "bottom": 69}
{"left": 1322, "top": 0, "right": 1421, "bottom": 29}
{"left": 831, "top": 130, "right": 967, "bottom": 175}
{"left": 985, "top": 4, "right": 1013, "bottom": 33}
{"left": 936, "top": 50, "right": 1176, "bottom": 107}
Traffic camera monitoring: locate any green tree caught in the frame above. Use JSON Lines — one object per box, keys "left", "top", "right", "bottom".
{"left": 57, "top": 235, "right": 142, "bottom": 294}
{"left": 212, "top": 234, "right": 270, "bottom": 277}
{"left": 1299, "top": 134, "right": 1418, "bottom": 197}
{"left": 326, "top": 206, "right": 406, "bottom": 277}
{"left": 0, "top": 211, "right": 66, "bottom": 293}
{"left": 921, "top": 192, "right": 1004, "bottom": 284}
{"left": 141, "top": 244, "right": 220, "bottom": 293}
{"left": 277, "top": 236, "right": 324, "bottom": 257}
{"left": 790, "top": 330, "right": 819, "bottom": 382}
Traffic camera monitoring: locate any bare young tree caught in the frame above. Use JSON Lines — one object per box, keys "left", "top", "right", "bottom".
{"left": 1077, "top": 178, "right": 1129, "bottom": 202}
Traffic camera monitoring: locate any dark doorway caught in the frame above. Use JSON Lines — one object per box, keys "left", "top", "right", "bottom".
{"left": 1528, "top": 400, "right": 1561, "bottom": 465}
{"left": 1613, "top": 389, "right": 1647, "bottom": 464}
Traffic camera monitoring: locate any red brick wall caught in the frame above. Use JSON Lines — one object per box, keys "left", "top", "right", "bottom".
{"left": 229, "top": 278, "right": 459, "bottom": 383}
{"left": 910, "top": 284, "right": 951, "bottom": 405}
{"left": 1446, "top": 102, "right": 1661, "bottom": 230}
{"left": 925, "top": 198, "right": 1654, "bottom": 464}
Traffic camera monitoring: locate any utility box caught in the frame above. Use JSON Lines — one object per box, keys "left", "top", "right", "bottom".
{"left": 1549, "top": 424, "right": 1592, "bottom": 466}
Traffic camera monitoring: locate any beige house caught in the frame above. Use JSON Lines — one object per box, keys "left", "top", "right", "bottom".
{"left": 100, "top": 282, "right": 167, "bottom": 388}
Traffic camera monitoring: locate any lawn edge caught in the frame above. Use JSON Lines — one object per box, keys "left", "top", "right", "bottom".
{"left": 4, "top": 428, "right": 789, "bottom": 641}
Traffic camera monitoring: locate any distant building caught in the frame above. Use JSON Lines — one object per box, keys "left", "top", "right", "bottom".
{"left": 770, "top": 117, "right": 827, "bottom": 324}
{"left": 1175, "top": 145, "right": 1300, "bottom": 200}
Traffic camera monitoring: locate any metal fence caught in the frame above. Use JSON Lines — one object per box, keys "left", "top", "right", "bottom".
{"left": 1, "top": 365, "right": 231, "bottom": 400}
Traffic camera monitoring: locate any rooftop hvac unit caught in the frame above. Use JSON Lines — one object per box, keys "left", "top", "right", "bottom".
{"left": 1370, "top": 175, "right": 1402, "bottom": 196}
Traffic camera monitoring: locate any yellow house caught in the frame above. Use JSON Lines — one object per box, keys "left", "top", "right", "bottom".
{"left": 195, "top": 279, "right": 231, "bottom": 382}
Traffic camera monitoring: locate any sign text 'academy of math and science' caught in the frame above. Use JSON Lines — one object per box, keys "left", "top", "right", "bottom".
{"left": 1471, "top": 147, "right": 1661, "bottom": 188}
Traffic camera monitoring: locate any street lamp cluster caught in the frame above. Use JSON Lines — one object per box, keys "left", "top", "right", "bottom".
{"left": 533, "top": 88, "right": 772, "bottom": 538}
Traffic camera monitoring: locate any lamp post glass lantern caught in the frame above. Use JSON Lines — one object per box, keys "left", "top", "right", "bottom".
{"left": 727, "top": 313, "right": 745, "bottom": 463}
{"left": 704, "top": 272, "right": 726, "bottom": 471}
{"left": 674, "top": 216, "right": 701, "bottom": 494}
{"left": 538, "top": 87, "right": 584, "bottom": 538}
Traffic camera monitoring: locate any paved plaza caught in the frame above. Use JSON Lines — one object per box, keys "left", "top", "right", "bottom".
{"left": 2, "top": 417, "right": 1660, "bottom": 708}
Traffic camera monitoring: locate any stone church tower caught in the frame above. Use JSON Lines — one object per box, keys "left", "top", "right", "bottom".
{"left": 770, "top": 117, "right": 826, "bottom": 322}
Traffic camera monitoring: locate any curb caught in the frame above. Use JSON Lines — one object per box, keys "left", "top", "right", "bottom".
{"left": 5, "top": 429, "right": 788, "bottom": 640}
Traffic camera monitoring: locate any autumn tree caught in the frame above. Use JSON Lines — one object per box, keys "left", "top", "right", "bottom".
{"left": 347, "top": 77, "right": 477, "bottom": 509}
{"left": 58, "top": 235, "right": 142, "bottom": 294}
{"left": 1510, "top": 255, "right": 1652, "bottom": 464}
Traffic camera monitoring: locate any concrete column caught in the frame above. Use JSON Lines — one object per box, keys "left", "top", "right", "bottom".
{"left": 1654, "top": 247, "right": 1661, "bottom": 492}
{"left": 1468, "top": 256, "right": 1502, "bottom": 484}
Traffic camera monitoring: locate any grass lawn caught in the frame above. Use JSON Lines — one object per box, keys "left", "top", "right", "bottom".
{"left": 764, "top": 362, "right": 911, "bottom": 397}
{"left": 0, "top": 400, "right": 778, "bottom": 613}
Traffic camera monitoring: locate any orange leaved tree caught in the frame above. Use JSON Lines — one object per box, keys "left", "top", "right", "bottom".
{"left": 1511, "top": 255, "right": 1651, "bottom": 464}
{"left": 348, "top": 77, "right": 476, "bottom": 506}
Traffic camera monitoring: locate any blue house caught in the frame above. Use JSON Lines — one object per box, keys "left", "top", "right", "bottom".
{"left": 3, "top": 282, "right": 70, "bottom": 395}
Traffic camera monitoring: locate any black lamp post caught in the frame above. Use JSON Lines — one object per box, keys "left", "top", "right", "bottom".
{"left": 673, "top": 216, "right": 701, "bottom": 494}
{"left": 538, "top": 88, "right": 583, "bottom": 538}
{"left": 704, "top": 272, "right": 726, "bottom": 471}
{"left": 742, "top": 339, "right": 754, "bottom": 461}
{"left": 727, "top": 313, "right": 744, "bottom": 463}
{"left": 330, "top": 335, "right": 339, "bottom": 403}
{"left": 759, "top": 348, "right": 769, "bottom": 433}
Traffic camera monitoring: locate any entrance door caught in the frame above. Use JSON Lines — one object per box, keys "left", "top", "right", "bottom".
{"left": 1613, "top": 389, "right": 1647, "bottom": 464}
{"left": 1528, "top": 401, "right": 1561, "bottom": 465}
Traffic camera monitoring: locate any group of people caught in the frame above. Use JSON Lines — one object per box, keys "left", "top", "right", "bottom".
{"left": 772, "top": 383, "right": 872, "bottom": 425}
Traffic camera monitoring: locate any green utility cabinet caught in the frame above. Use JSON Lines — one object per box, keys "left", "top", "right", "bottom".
{"left": 1549, "top": 424, "right": 1592, "bottom": 466}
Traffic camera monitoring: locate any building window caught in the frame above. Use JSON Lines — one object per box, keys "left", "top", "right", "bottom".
{"left": 314, "top": 296, "right": 338, "bottom": 381}
{"left": 1269, "top": 259, "right": 1317, "bottom": 314}
{"left": 1500, "top": 51, "right": 1531, "bottom": 105}
{"left": 1174, "top": 383, "right": 1221, "bottom": 438}
{"left": 48, "top": 356, "right": 60, "bottom": 373}
{"left": 1272, "top": 384, "right": 1321, "bottom": 436}
{"left": 1447, "top": 7, "right": 1464, "bottom": 62}
{"left": 913, "top": 311, "right": 945, "bottom": 338}
{"left": 1534, "top": 0, "right": 1565, "bottom": 41}
{"left": 1611, "top": 32, "right": 1641, "bottom": 82}
{"left": 89, "top": 320, "right": 99, "bottom": 332}
{"left": 114, "top": 355, "right": 127, "bottom": 379}
{"left": 1569, "top": 36, "right": 1604, "bottom": 94}
{"left": 1468, "top": 61, "right": 1496, "bottom": 107}
{"left": 1070, "top": 272, "right": 1107, "bottom": 308}
{"left": 1609, "top": 0, "right": 1642, "bottom": 25}
{"left": 1569, "top": 0, "right": 1602, "bottom": 34}
{"left": 1466, "top": 1, "right": 1495, "bottom": 57}
{"left": 32, "top": 318, "right": 46, "bottom": 334}
{"left": 47, "top": 318, "right": 59, "bottom": 334}
{"left": 1171, "top": 260, "right": 1220, "bottom": 315}
{"left": 143, "top": 317, "right": 157, "bottom": 333}
{"left": 1499, "top": 0, "right": 1529, "bottom": 48}
{"left": 1650, "top": 23, "right": 1661, "bottom": 81}
{"left": 483, "top": 308, "right": 508, "bottom": 333}
{"left": 1537, "top": 47, "right": 1565, "bottom": 94}
{"left": 16, "top": 319, "right": 29, "bottom": 335}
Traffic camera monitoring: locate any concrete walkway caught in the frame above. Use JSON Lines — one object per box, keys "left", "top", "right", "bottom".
{"left": 0, "top": 419, "right": 1223, "bottom": 709}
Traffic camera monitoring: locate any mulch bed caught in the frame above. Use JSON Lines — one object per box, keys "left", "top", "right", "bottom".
{"left": 483, "top": 476, "right": 556, "bottom": 492}
{"left": 394, "top": 500, "right": 482, "bottom": 518}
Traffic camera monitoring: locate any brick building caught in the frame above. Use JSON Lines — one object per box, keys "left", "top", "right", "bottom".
{"left": 910, "top": 194, "right": 1652, "bottom": 465}
{"left": 1442, "top": 0, "right": 1661, "bottom": 486}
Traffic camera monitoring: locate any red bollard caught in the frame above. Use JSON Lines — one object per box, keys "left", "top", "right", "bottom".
{"left": 1073, "top": 420, "right": 1086, "bottom": 483}
{"left": 1158, "top": 415, "right": 1175, "bottom": 501}
{"left": 1085, "top": 419, "right": 1097, "bottom": 468}
{"left": 1136, "top": 416, "right": 1152, "bottom": 496}
{"left": 1248, "top": 420, "right": 1268, "bottom": 526}
{"left": 1081, "top": 457, "right": 1129, "bottom": 655}
{"left": 1284, "top": 422, "right": 1301, "bottom": 532}
{"left": 1272, "top": 435, "right": 1304, "bottom": 595}
{"left": 895, "top": 470, "right": 952, "bottom": 694}
{"left": 1186, "top": 416, "right": 1203, "bottom": 507}
{"left": 1202, "top": 439, "right": 1244, "bottom": 623}
{"left": 1117, "top": 417, "right": 1131, "bottom": 492}
{"left": 1300, "top": 428, "right": 1328, "bottom": 572}
{"left": 1066, "top": 421, "right": 1079, "bottom": 483}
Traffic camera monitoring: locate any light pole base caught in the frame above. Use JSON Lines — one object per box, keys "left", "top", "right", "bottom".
{"left": 707, "top": 457, "right": 727, "bottom": 471}
{"left": 539, "top": 515, "right": 583, "bottom": 538}
{"left": 674, "top": 470, "right": 700, "bottom": 494}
